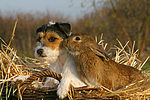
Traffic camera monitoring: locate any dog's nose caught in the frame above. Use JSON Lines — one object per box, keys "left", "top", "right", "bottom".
{"left": 37, "top": 49, "right": 43, "bottom": 55}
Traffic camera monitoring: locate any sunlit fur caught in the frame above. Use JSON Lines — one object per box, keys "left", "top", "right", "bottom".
{"left": 35, "top": 31, "right": 86, "bottom": 99}
{"left": 63, "top": 32, "right": 142, "bottom": 91}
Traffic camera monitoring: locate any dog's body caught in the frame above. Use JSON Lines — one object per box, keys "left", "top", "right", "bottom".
{"left": 34, "top": 22, "right": 86, "bottom": 98}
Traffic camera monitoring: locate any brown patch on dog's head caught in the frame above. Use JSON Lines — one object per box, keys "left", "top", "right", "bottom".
{"left": 35, "top": 22, "right": 72, "bottom": 51}
{"left": 36, "top": 31, "right": 63, "bottom": 50}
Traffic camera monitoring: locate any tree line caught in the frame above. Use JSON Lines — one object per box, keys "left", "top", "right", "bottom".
{"left": 0, "top": 0, "right": 150, "bottom": 62}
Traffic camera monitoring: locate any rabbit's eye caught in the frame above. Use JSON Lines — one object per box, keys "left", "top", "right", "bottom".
{"left": 48, "top": 37, "right": 57, "bottom": 42}
{"left": 75, "top": 37, "right": 80, "bottom": 40}
{"left": 73, "top": 36, "right": 81, "bottom": 41}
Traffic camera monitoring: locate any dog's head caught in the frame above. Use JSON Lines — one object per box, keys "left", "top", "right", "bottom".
{"left": 34, "top": 22, "right": 71, "bottom": 63}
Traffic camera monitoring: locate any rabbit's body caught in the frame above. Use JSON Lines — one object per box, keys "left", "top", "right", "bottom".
{"left": 74, "top": 51, "right": 141, "bottom": 90}
{"left": 64, "top": 32, "right": 142, "bottom": 90}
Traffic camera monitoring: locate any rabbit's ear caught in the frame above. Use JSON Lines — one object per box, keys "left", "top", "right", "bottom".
{"left": 90, "top": 44, "right": 109, "bottom": 61}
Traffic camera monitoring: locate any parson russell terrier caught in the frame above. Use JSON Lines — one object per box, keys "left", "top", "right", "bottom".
{"left": 14, "top": 22, "right": 85, "bottom": 99}
{"left": 34, "top": 22, "right": 86, "bottom": 98}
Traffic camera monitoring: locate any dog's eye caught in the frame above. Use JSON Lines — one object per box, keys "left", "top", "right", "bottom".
{"left": 48, "top": 37, "right": 57, "bottom": 42}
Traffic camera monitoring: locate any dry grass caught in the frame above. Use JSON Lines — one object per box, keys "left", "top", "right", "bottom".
{"left": 0, "top": 21, "right": 150, "bottom": 100}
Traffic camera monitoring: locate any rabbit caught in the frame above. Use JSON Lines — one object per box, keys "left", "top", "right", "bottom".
{"left": 63, "top": 32, "right": 142, "bottom": 91}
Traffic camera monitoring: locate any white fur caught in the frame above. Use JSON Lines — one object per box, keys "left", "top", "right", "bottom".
{"left": 13, "top": 75, "right": 30, "bottom": 82}
{"left": 44, "top": 77, "right": 59, "bottom": 88}
{"left": 35, "top": 44, "right": 60, "bottom": 65}
{"left": 57, "top": 52, "right": 86, "bottom": 99}
{"left": 31, "top": 77, "right": 59, "bottom": 88}
{"left": 35, "top": 43, "right": 86, "bottom": 99}
{"left": 13, "top": 40, "right": 86, "bottom": 99}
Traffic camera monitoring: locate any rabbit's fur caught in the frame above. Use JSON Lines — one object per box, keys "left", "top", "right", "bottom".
{"left": 63, "top": 32, "right": 142, "bottom": 90}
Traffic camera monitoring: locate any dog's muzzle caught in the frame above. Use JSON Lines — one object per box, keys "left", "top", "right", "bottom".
{"left": 37, "top": 49, "right": 47, "bottom": 57}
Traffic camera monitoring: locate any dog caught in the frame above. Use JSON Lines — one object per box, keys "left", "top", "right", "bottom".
{"left": 13, "top": 22, "right": 86, "bottom": 99}
{"left": 63, "top": 32, "right": 142, "bottom": 91}
{"left": 34, "top": 22, "right": 86, "bottom": 98}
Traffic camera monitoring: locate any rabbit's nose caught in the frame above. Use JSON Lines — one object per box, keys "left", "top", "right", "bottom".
{"left": 37, "top": 49, "right": 43, "bottom": 55}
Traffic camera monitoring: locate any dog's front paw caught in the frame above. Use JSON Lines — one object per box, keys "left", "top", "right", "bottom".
{"left": 44, "top": 77, "right": 59, "bottom": 88}
{"left": 57, "top": 83, "right": 69, "bottom": 99}
{"left": 13, "top": 75, "right": 30, "bottom": 82}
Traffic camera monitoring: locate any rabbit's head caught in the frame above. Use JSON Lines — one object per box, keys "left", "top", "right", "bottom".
{"left": 64, "top": 32, "right": 109, "bottom": 60}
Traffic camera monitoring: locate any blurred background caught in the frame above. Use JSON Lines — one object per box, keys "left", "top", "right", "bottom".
{"left": 0, "top": 0, "right": 149, "bottom": 67}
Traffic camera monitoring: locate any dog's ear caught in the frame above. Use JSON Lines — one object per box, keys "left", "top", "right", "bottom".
{"left": 56, "top": 22, "right": 71, "bottom": 36}
{"left": 59, "top": 23, "right": 71, "bottom": 34}
{"left": 36, "top": 24, "right": 48, "bottom": 34}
